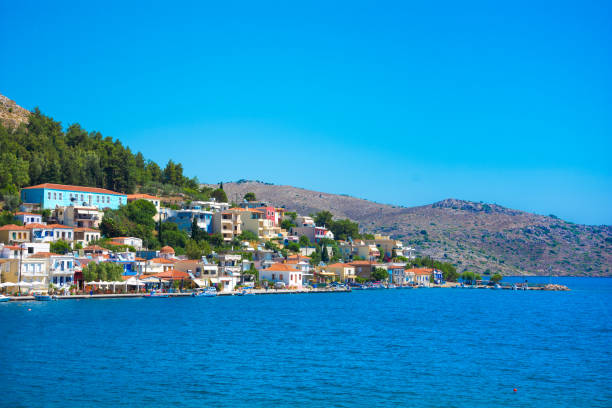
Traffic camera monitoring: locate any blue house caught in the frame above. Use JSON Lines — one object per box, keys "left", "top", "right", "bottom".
{"left": 167, "top": 209, "right": 213, "bottom": 234}
{"left": 21, "top": 183, "right": 127, "bottom": 210}
{"left": 433, "top": 269, "right": 444, "bottom": 284}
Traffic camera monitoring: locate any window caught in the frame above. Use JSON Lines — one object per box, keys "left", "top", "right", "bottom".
{"left": 53, "top": 192, "right": 57, "bottom": 200}
{"left": 81, "top": 194, "right": 84, "bottom": 201}
{"left": 272, "top": 273, "right": 275, "bottom": 280}
{"left": 96, "top": 196, "right": 100, "bottom": 203}
{"left": 48, "top": 192, "right": 51, "bottom": 199}
{"left": 59, "top": 193, "right": 62, "bottom": 200}
{"left": 280, "top": 274, "right": 284, "bottom": 280}
{"left": 12, "top": 232, "right": 16, "bottom": 239}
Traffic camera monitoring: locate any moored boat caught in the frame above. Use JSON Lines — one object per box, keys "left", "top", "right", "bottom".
{"left": 145, "top": 290, "right": 169, "bottom": 298}
{"left": 0, "top": 294, "right": 10, "bottom": 302}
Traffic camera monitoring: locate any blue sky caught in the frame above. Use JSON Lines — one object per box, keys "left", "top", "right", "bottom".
{"left": 1, "top": 1, "right": 610, "bottom": 225}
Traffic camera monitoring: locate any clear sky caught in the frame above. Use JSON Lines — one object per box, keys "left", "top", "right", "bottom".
{"left": 1, "top": 1, "right": 610, "bottom": 225}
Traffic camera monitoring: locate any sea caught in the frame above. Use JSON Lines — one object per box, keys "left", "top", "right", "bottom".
{"left": 0, "top": 276, "right": 610, "bottom": 407}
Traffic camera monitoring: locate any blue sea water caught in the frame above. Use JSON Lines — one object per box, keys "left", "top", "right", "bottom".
{"left": 1, "top": 277, "right": 611, "bottom": 407}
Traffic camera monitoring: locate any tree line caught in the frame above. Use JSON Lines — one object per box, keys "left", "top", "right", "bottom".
{"left": 0, "top": 109, "right": 198, "bottom": 199}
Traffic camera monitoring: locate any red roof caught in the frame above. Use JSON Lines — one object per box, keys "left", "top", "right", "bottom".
{"left": 24, "top": 223, "right": 49, "bottom": 229}
{"left": 160, "top": 246, "right": 175, "bottom": 254}
{"left": 0, "top": 224, "right": 28, "bottom": 231}
{"left": 263, "top": 263, "right": 300, "bottom": 272}
{"left": 406, "top": 267, "right": 434, "bottom": 275}
{"left": 15, "top": 212, "right": 39, "bottom": 216}
{"left": 326, "top": 262, "right": 354, "bottom": 268}
{"left": 155, "top": 269, "right": 190, "bottom": 280}
{"left": 127, "top": 194, "right": 161, "bottom": 201}
{"left": 74, "top": 227, "right": 99, "bottom": 232}
{"left": 149, "top": 257, "right": 175, "bottom": 264}
{"left": 22, "top": 183, "right": 124, "bottom": 196}
{"left": 84, "top": 245, "right": 107, "bottom": 251}
{"left": 46, "top": 224, "right": 73, "bottom": 229}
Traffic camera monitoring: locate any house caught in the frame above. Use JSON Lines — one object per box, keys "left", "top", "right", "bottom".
{"left": 217, "top": 254, "right": 242, "bottom": 291}
{"left": 74, "top": 228, "right": 101, "bottom": 247}
{"left": 0, "top": 243, "right": 51, "bottom": 259}
{"left": 174, "top": 259, "right": 219, "bottom": 282}
{"left": 159, "top": 245, "right": 176, "bottom": 259}
{"left": 127, "top": 194, "right": 162, "bottom": 221}
{"left": 229, "top": 208, "right": 283, "bottom": 240}
{"left": 339, "top": 240, "right": 380, "bottom": 260}
{"left": 212, "top": 211, "right": 242, "bottom": 241}
{"left": 21, "top": 183, "right": 127, "bottom": 210}
{"left": 286, "top": 255, "right": 313, "bottom": 283}
{"left": 54, "top": 206, "right": 104, "bottom": 228}
{"left": 154, "top": 269, "right": 190, "bottom": 281}
{"left": 386, "top": 263, "right": 407, "bottom": 285}
{"left": 30, "top": 252, "right": 75, "bottom": 287}
{"left": 166, "top": 209, "right": 213, "bottom": 234}
{"left": 348, "top": 260, "right": 380, "bottom": 280}
{"left": 407, "top": 267, "right": 433, "bottom": 286}
{"left": 365, "top": 234, "right": 407, "bottom": 259}
{"left": 290, "top": 226, "right": 334, "bottom": 243}
{"left": 433, "top": 269, "right": 444, "bottom": 284}
{"left": 189, "top": 200, "right": 230, "bottom": 213}
{"left": 259, "top": 263, "right": 303, "bottom": 289}
{"left": 0, "top": 224, "right": 30, "bottom": 245}
{"left": 293, "top": 215, "right": 315, "bottom": 227}
{"left": 110, "top": 237, "right": 143, "bottom": 250}
{"left": 14, "top": 212, "right": 42, "bottom": 225}
{"left": 325, "top": 262, "right": 357, "bottom": 283}
{"left": 254, "top": 206, "right": 285, "bottom": 227}
{"left": 140, "top": 257, "right": 176, "bottom": 274}
{"left": 47, "top": 224, "right": 74, "bottom": 243}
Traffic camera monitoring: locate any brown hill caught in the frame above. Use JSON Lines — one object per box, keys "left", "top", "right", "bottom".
{"left": 0, "top": 93, "right": 29, "bottom": 128}
{"left": 209, "top": 181, "right": 612, "bottom": 276}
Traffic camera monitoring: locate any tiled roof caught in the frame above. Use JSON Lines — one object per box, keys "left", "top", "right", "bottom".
{"left": 160, "top": 246, "right": 175, "bottom": 254}
{"left": 406, "top": 267, "right": 433, "bottom": 275}
{"left": 27, "top": 252, "right": 61, "bottom": 258}
{"left": 46, "top": 224, "right": 73, "bottom": 229}
{"left": 262, "top": 263, "right": 300, "bottom": 272}
{"left": 74, "top": 227, "right": 99, "bottom": 232}
{"left": 24, "top": 223, "right": 49, "bottom": 229}
{"left": 84, "top": 245, "right": 107, "bottom": 251}
{"left": 326, "top": 262, "right": 354, "bottom": 268}
{"left": 155, "top": 269, "right": 190, "bottom": 279}
{"left": 15, "top": 212, "right": 39, "bottom": 216}
{"left": 0, "top": 224, "right": 27, "bottom": 231}
{"left": 149, "top": 258, "right": 175, "bottom": 264}
{"left": 127, "top": 194, "right": 161, "bottom": 200}
{"left": 348, "top": 260, "right": 378, "bottom": 266}
{"left": 22, "top": 183, "right": 125, "bottom": 195}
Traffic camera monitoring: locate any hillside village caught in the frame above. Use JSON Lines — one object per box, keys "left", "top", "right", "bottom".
{"left": 0, "top": 182, "right": 459, "bottom": 295}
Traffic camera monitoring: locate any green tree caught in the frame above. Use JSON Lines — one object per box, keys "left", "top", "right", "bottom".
{"left": 372, "top": 267, "right": 389, "bottom": 282}
{"left": 314, "top": 211, "right": 333, "bottom": 227}
{"left": 286, "top": 242, "right": 300, "bottom": 252}
{"left": 243, "top": 192, "right": 256, "bottom": 202}
{"left": 281, "top": 219, "right": 295, "bottom": 230}
{"left": 185, "top": 239, "right": 203, "bottom": 259}
{"left": 238, "top": 230, "right": 259, "bottom": 242}
{"left": 490, "top": 273, "right": 503, "bottom": 284}
{"left": 329, "top": 218, "right": 360, "bottom": 241}
{"left": 299, "top": 235, "right": 310, "bottom": 247}
{"left": 211, "top": 188, "right": 228, "bottom": 203}
{"left": 50, "top": 240, "right": 71, "bottom": 254}
{"left": 0, "top": 211, "right": 21, "bottom": 227}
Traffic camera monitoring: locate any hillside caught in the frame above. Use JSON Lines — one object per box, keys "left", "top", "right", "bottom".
{"left": 0, "top": 94, "right": 29, "bottom": 129}
{"left": 210, "top": 181, "right": 612, "bottom": 276}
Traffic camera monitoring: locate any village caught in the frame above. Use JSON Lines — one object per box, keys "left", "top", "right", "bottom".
{"left": 0, "top": 182, "right": 455, "bottom": 299}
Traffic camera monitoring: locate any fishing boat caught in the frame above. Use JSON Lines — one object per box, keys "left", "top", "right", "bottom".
{"left": 145, "top": 290, "right": 169, "bottom": 298}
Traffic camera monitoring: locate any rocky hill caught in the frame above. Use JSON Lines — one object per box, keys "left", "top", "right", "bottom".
{"left": 208, "top": 181, "right": 612, "bottom": 276}
{"left": 0, "top": 93, "right": 29, "bottom": 128}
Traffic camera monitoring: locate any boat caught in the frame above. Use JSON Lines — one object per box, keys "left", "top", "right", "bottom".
{"left": 0, "top": 294, "right": 10, "bottom": 302}
{"left": 145, "top": 290, "right": 169, "bottom": 298}
{"left": 34, "top": 294, "right": 53, "bottom": 301}
{"left": 237, "top": 290, "right": 255, "bottom": 296}
{"left": 202, "top": 288, "right": 217, "bottom": 297}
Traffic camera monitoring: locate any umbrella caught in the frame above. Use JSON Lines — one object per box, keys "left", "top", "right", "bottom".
{"left": 0, "top": 282, "right": 17, "bottom": 287}
{"left": 85, "top": 281, "right": 99, "bottom": 285}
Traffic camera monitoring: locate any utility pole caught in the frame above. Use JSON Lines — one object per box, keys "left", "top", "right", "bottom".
{"left": 17, "top": 243, "right": 23, "bottom": 294}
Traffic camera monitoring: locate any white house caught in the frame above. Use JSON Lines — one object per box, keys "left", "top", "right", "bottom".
{"left": 14, "top": 211, "right": 42, "bottom": 225}
{"left": 259, "top": 263, "right": 303, "bottom": 289}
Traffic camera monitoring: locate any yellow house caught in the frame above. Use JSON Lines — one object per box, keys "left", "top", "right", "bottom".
{"left": 0, "top": 224, "right": 30, "bottom": 245}
{"left": 325, "top": 262, "right": 357, "bottom": 282}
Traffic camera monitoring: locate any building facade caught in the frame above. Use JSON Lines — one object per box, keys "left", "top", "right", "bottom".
{"left": 21, "top": 183, "right": 127, "bottom": 210}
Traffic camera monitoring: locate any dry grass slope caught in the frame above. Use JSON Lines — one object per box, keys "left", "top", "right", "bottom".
{"left": 210, "top": 181, "right": 612, "bottom": 276}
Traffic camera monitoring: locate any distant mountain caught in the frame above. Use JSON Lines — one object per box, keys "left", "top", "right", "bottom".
{"left": 209, "top": 181, "right": 612, "bottom": 276}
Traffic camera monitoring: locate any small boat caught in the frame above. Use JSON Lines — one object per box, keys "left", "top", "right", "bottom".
{"left": 145, "top": 290, "right": 169, "bottom": 298}
{"left": 34, "top": 294, "right": 53, "bottom": 301}
{"left": 203, "top": 288, "right": 217, "bottom": 297}
{"left": 387, "top": 284, "right": 397, "bottom": 289}
{"left": 0, "top": 294, "right": 10, "bottom": 302}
